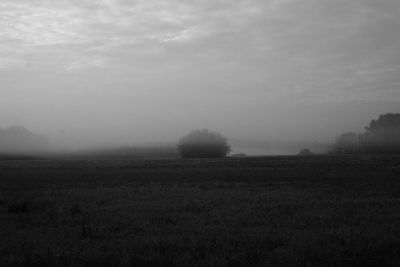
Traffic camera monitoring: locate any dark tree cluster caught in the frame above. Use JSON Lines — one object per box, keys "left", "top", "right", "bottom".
{"left": 177, "top": 129, "right": 231, "bottom": 158}
{"left": 332, "top": 113, "right": 400, "bottom": 154}
{"left": 362, "top": 113, "right": 400, "bottom": 153}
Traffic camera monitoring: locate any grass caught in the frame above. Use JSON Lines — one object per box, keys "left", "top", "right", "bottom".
{"left": 0, "top": 155, "right": 400, "bottom": 266}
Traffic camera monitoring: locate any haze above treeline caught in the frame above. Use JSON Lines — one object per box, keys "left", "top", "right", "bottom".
{"left": 0, "top": 106, "right": 398, "bottom": 156}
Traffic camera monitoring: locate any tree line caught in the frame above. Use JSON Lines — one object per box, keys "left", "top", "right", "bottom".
{"left": 1, "top": 113, "right": 399, "bottom": 159}
{"left": 331, "top": 113, "right": 400, "bottom": 154}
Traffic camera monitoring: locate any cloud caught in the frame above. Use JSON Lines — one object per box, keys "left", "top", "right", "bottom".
{"left": 0, "top": 0, "right": 399, "bottom": 101}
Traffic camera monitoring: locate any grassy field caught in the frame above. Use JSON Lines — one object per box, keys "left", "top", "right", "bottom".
{"left": 1, "top": 155, "right": 400, "bottom": 266}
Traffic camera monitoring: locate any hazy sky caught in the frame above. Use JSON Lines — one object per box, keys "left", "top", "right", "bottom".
{"left": 1, "top": 0, "right": 400, "bottom": 147}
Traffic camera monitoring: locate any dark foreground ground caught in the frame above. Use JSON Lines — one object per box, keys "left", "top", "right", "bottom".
{"left": 1, "top": 155, "right": 400, "bottom": 266}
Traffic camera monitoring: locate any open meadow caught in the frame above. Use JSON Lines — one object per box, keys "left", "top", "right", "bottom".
{"left": 1, "top": 155, "right": 400, "bottom": 266}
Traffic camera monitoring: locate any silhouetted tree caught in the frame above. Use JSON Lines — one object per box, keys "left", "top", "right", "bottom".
{"left": 177, "top": 129, "right": 231, "bottom": 158}
{"left": 331, "top": 132, "right": 360, "bottom": 154}
{"left": 362, "top": 113, "right": 400, "bottom": 153}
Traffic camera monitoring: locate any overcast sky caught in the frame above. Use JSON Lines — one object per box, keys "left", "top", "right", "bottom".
{"left": 1, "top": 0, "right": 400, "bottom": 148}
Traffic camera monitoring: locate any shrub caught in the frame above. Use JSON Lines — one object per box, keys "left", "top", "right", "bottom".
{"left": 177, "top": 129, "right": 231, "bottom": 158}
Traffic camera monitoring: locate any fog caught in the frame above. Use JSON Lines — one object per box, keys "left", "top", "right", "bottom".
{"left": 1, "top": 0, "right": 400, "bottom": 154}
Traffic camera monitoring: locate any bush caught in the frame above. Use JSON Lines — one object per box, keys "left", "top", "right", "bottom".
{"left": 177, "top": 129, "right": 231, "bottom": 158}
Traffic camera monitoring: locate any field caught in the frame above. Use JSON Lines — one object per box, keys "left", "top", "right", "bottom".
{"left": 1, "top": 155, "right": 400, "bottom": 266}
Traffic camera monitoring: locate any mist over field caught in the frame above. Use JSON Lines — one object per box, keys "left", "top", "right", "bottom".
{"left": 1, "top": 0, "right": 400, "bottom": 155}
{"left": 1, "top": 100, "right": 399, "bottom": 155}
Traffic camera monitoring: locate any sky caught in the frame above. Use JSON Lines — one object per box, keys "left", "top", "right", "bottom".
{"left": 1, "top": 0, "right": 400, "bottom": 149}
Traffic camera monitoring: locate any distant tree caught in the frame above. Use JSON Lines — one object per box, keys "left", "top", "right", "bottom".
{"left": 331, "top": 132, "right": 360, "bottom": 154}
{"left": 177, "top": 129, "right": 231, "bottom": 158}
{"left": 0, "top": 126, "right": 49, "bottom": 154}
{"left": 298, "top": 148, "right": 314, "bottom": 156}
{"left": 362, "top": 113, "right": 400, "bottom": 153}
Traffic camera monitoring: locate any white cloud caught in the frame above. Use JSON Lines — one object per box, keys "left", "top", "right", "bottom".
{"left": 0, "top": 0, "right": 399, "bottom": 100}
{"left": 159, "top": 27, "right": 206, "bottom": 43}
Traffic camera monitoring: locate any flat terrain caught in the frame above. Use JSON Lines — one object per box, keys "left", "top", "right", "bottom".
{"left": 1, "top": 155, "right": 400, "bottom": 266}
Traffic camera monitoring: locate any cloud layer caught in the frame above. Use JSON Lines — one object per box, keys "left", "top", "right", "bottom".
{"left": 2, "top": 0, "right": 399, "bottom": 93}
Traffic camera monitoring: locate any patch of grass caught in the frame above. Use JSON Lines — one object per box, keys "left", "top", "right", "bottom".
{"left": 7, "top": 200, "right": 29, "bottom": 214}
{"left": 0, "top": 155, "right": 400, "bottom": 266}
